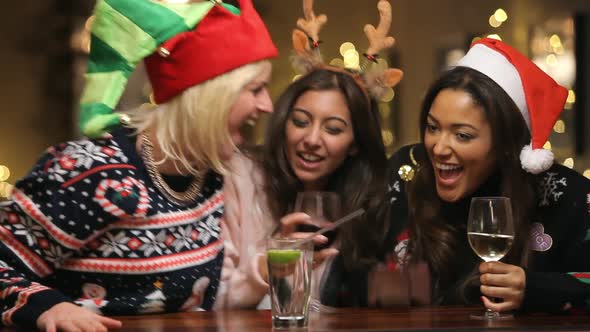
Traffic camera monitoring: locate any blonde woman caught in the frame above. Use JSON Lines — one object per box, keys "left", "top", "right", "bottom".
{"left": 0, "top": 0, "right": 277, "bottom": 331}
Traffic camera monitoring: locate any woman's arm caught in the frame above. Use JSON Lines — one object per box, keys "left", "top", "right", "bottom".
{"left": 0, "top": 139, "right": 134, "bottom": 328}
{"left": 521, "top": 167, "right": 590, "bottom": 312}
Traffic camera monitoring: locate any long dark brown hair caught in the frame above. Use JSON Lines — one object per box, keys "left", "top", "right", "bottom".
{"left": 262, "top": 68, "right": 390, "bottom": 269}
{"left": 407, "top": 67, "right": 537, "bottom": 299}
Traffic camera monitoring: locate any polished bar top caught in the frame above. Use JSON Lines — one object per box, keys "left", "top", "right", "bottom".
{"left": 2, "top": 306, "right": 589, "bottom": 331}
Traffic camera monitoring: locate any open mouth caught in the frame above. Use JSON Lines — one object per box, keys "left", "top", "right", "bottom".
{"left": 296, "top": 152, "right": 325, "bottom": 169}
{"left": 244, "top": 118, "right": 257, "bottom": 127}
{"left": 434, "top": 162, "right": 463, "bottom": 185}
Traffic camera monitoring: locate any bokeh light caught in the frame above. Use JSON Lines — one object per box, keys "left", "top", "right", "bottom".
{"left": 0, "top": 165, "right": 10, "bottom": 182}
{"left": 339, "top": 42, "right": 356, "bottom": 57}
{"left": 489, "top": 15, "right": 501, "bottom": 28}
{"left": 343, "top": 49, "right": 360, "bottom": 69}
{"left": 382, "top": 130, "right": 394, "bottom": 147}
{"left": 380, "top": 88, "right": 395, "bottom": 103}
{"left": 494, "top": 9, "right": 508, "bottom": 23}
{"left": 553, "top": 120, "right": 565, "bottom": 133}
{"left": 543, "top": 141, "right": 552, "bottom": 150}
{"left": 0, "top": 182, "right": 12, "bottom": 199}
{"left": 329, "top": 58, "right": 344, "bottom": 68}
{"left": 549, "top": 34, "right": 562, "bottom": 48}
{"left": 567, "top": 90, "right": 576, "bottom": 104}
{"left": 545, "top": 54, "right": 558, "bottom": 66}
{"left": 379, "top": 103, "right": 391, "bottom": 118}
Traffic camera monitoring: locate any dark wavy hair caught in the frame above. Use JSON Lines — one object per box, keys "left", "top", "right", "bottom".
{"left": 407, "top": 67, "right": 537, "bottom": 301}
{"left": 262, "top": 68, "right": 390, "bottom": 269}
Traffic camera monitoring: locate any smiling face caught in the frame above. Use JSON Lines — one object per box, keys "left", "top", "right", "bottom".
{"left": 285, "top": 89, "right": 356, "bottom": 190}
{"left": 424, "top": 88, "right": 497, "bottom": 202}
{"left": 227, "top": 62, "right": 273, "bottom": 147}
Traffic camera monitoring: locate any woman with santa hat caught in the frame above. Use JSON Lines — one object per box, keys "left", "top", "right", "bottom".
{"left": 379, "top": 37, "right": 590, "bottom": 314}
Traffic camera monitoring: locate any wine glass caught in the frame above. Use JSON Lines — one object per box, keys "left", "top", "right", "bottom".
{"left": 467, "top": 197, "right": 515, "bottom": 320}
{"left": 293, "top": 191, "right": 341, "bottom": 250}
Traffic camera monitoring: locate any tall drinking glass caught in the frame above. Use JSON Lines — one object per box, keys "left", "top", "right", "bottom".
{"left": 293, "top": 191, "right": 341, "bottom": 250}
{"left": 267, "top": 238, "right": 313, "bottom": 329}
{"left": 467, "top": 197, "right": 515, "bottom": 320}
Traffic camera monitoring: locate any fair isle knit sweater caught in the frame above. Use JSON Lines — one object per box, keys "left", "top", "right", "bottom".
{"left": 0, "top": 127, "right": 224, "bottom": 328}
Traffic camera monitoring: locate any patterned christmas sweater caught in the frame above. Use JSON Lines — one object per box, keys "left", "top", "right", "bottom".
{"left": 0, "top": 127, "right": 224, "bottom": 328}
{"left": 385, "top": 144, "right": 590, "bottom": 312}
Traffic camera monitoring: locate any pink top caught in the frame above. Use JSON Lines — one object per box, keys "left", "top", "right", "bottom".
{"left": 215, "top": 152, "right": 273, "bottom": 309}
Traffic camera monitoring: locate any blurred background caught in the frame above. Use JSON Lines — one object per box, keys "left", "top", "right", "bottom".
{"left": 0, "top": 0, "right": 589, "bottom": 199}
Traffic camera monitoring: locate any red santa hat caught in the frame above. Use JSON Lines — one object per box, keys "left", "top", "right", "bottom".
{"left": 456, "top": 38, "right": 568, "bottom": 174}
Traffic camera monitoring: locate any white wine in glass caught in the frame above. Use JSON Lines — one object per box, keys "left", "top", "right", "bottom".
{"left": 468, "top": 233, "right": 514, "bottom": 262}
{"left": 467, "top": 197, "right": 515, "bottom": 320}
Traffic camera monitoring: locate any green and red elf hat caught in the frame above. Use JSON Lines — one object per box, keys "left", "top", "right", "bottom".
{"left": 80, "top": 0, "right": 278, "bottom": 138}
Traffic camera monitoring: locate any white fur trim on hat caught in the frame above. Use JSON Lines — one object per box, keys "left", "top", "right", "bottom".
{"left": 456, "top": 44, "right": 530, "bottom": 130}
{"left": 520, "top": 144, "right": 554, "bottom": 174}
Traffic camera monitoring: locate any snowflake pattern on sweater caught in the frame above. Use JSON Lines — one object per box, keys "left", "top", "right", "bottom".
{"left": 538, "top": 171, "right": 567, "bottom": 206}
{"left": 0, "top": 128, "right": 224, "bottom": 327}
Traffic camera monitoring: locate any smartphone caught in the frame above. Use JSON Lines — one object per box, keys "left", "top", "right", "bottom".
{"left": 296, "top": 223, "right": 337, "bottom": 251}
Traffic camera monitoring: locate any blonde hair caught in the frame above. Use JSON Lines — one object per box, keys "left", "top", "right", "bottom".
{"left": 125, "top": 60, "right": 270, "bottom": 176}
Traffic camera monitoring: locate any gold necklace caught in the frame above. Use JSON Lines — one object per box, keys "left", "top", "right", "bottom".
{"left": 140, "top": 134, "right": 205, "bottom": 206}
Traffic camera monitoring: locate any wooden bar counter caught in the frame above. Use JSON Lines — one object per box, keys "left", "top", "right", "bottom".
{"left": 3, "top": 306, "right": 589, "bottom": 331}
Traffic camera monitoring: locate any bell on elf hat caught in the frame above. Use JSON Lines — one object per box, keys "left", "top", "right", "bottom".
{"left": 456, "top": 37, "right": 568, "bottom": 174}
{"left": 79, "top": 0, "right": 278, "bottom": 138}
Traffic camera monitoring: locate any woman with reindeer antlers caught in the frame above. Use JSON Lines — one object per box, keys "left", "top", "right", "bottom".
{"left": 218, "top": 0, "right": 404, "bottom": 309}
{"left": 0, "top": 0, "right": 277, "bottom": 330}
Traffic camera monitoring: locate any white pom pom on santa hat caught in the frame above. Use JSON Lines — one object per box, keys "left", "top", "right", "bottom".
{"left": 520, "top": 144, "right": 554, "bottom": 174}
{"left": 456, "top": 38, "right": 568, "bottom": 174}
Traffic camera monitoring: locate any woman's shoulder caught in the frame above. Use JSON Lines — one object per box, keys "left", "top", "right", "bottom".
{"left": 224, "top": 151, "right": 267, "bottom": 203}
{"left": 386, "top": 143, "right": 424, "bottom": 185}
{"left": 14, "top": 128, "right": 143, "bottom": 195}
{"left": 388, "top": 143, "right": 424, "bottom": 168}
{"left": 11, "top": 131, "right": 145, "bottom": 231}
{"left": 227, "top": 151, "right": 264, "bottom": 183}
{"left": 536, "top": 162, "right": 590, "bottom": 208}
{"left": 542, "top": 162, "right": 590, "bottom": 182}
{"left": 384, "top": 145, "right": 422, "bottom": 211}
{"left": 228, "top": 151, "right": 259, "bottom": 172}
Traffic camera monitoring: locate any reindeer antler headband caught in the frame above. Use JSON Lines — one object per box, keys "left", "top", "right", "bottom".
{"left": 291, "top": 0, "right": 403, "bottom": 100}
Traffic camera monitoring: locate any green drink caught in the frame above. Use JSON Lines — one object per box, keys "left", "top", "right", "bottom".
{"left": 267, "top": 249, "right": 301, "bottom": 264}
{"left": 267, "top": 239, "right": 312, "bottom": 329}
